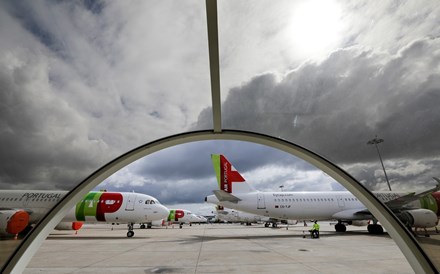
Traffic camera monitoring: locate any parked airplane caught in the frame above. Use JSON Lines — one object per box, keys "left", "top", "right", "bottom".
{"left": 216, "top": 205, "right": 297, "bottom": 227}
{"left": 205, "top": 154, "right": 440, "bottom": 234}
{"left": 216, "top": 205, "right": 263, "bottom": 225}
{"left": 167, "top": 209, "right": 205, "bottom": 228}
{"left": 194, "top": 214, "right": 208, "bottom": 223}
{"left": 141, "top": 209, "right": 208, "bottom": 229}
{"left": 0, "top": 190, "right": 169, "bottom": 238}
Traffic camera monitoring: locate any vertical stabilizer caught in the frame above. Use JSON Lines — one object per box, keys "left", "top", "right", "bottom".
{"left": 211, "top": 154, "right": 255, "bottom": 194}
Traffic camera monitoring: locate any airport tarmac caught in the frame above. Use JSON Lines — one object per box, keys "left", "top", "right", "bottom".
{"left": 9, "top": 222, "right": 416, "bottom": 274}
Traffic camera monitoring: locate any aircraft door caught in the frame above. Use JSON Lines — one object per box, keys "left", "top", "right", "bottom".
{"left": 125, "top": 194, "right": 136, "bottom": 211}
{"left": 336, "top": 195, "right": 345, "bottom": 209}
{"left": 257, "top": 193, "right": 266, "bottom": 209}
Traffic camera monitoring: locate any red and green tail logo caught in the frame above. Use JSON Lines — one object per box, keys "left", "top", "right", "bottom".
{"left": 75, "top": 191, "right": 123, "bottom": 221}
{"left": 168, "top": 209, "right": 185, "bottom": 221}
{"left": 211, "top": 154, "right": 245, "bottom": 193}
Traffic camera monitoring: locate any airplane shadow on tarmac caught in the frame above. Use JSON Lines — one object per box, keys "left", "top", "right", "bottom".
{"left": 46, "top": 236, "right": 151, "bottom": 240}
{"left": 180, "top": 230, "right": 392, "bottom": 244}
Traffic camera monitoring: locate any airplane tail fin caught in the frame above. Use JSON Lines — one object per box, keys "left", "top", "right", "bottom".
{"left": 211, "top": 154, "right": 255, "bottom": 194}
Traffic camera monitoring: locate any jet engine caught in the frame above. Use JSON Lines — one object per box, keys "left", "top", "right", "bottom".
{"left": 55, "top": 222, "right": 83, "bottom": 231}
{"left": 398, "top": 209, "right": 438, "bottom": 228}
{"left": 0, "top": 210, "right": 30, "bottom": 236}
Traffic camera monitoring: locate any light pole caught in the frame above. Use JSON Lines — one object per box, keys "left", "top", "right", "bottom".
{"left": 367, "top": 136, "right": 391, "bottom": 191}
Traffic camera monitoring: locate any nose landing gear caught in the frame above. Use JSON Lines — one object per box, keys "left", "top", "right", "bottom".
{"left": 127, "top": 223, "right": 134, "bottom": 237}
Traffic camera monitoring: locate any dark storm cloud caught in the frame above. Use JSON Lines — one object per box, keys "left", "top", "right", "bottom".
{"left": 0, "top": 1, "right": 210, "bottom": 190}
{"left": 0, "top": 52, "right": 111, "bottom": 189}
{"left": 131, "top": 140, "right": 316, "bottom": 181}
{"left": 99, "top": 139, "right": 324, "bottom": 203}
{"left": 2, "top": 0, "right": 439, "bottom": 195}
{"left": 193, "top": 38, "right": 440, "bottom": 189}
{"left": 196, "top": 38, "right": 440, "bottom": 164}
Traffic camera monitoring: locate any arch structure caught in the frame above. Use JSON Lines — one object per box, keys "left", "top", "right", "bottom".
{"left": 2, "top": 129, "right": 436, "bottom": 273}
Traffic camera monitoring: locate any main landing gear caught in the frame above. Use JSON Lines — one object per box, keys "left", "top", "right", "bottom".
{"left": 335, "top": 221, "right": 347, "bottom": 232}
{"left": 127, "top": 223, "right": 135, "bottom": 237}
{"left": 334, "top": 220, "right": 384, "bottom": 234}
{"left": 264, "top": 222, "right": 278, "bottom": 228}
{"left": 367, "top": 220, "right": 384, "bottom": 234}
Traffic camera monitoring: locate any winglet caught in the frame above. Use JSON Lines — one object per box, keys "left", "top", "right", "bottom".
{"left": 213, "top": 190, "right": 241, "bottom": 203}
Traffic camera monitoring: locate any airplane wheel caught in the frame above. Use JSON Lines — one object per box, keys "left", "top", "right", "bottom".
{"left": 367, "top": 224, "right": 383, "bottom": 234}
{"left": 264, "top": 223, "right": 270, "bottom": 227}
{"left": 127, "top": 231, "right": 134, "bottom": 237}
{"left": 376, "top": 225, "right": 383, "bottom": 234}
{"left": 335, "top": 223, "right": 346, "bottom": 232}
{"left": 140, "top": 224, "right": 146, "bottom": 229}
{"left": 147, "top": 224, "right": 152, "bottom": 229}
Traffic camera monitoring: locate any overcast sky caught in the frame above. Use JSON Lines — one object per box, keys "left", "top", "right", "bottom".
{"left": 1, "top": 1, "right": 440, "bottom": 209}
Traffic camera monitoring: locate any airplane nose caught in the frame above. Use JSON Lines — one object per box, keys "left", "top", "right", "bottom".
{"left": 159, "top": 205, "right": 170, "bottom": 219}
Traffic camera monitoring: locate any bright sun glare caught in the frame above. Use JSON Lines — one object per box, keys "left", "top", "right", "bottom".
{"left": 287, "top": 0, "right": 344, "bottom": 60}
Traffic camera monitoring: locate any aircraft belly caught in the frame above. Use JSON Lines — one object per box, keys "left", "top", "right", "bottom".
{"left": 105, "top": 210, "right": 147, "bottom": 223}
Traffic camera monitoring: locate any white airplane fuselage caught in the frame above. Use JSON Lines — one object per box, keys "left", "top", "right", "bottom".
{"left": 0, "top": 190, "right": 169, "bottom": 230}
{"left": 206, "top": 154, "right": 440, "bottom": 233}
{"left": 207, "top": 191, "right": 413, "bottom": 221}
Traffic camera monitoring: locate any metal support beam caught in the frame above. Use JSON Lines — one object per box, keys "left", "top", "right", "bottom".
{"left": 205, "top": 0, "right": 222, "bottom": 133}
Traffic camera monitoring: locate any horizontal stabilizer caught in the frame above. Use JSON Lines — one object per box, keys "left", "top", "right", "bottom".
{"left": 213, "top": 190, "right": 241, "bottom": 203}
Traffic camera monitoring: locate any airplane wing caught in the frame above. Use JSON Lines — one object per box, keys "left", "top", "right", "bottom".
{"left": 332, "top": 178, "right": 440, "bottom": 220}
{"left": 332, "top": 208, "right": 372, "bottom": 220}
{"left": 213, "top": 190, "right": 241, "bottom": 203}
{"left": 385, "top": 178, "right": 440, "bottom": 210}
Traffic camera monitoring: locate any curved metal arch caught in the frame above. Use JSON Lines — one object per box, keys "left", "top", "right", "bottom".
{"left": 2, "top": 129, "right": 436, "bottom": 273}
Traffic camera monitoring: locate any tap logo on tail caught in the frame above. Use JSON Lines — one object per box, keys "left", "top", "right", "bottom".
{"left": 211, "top": 154, "right": 245, "bottom": 193}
